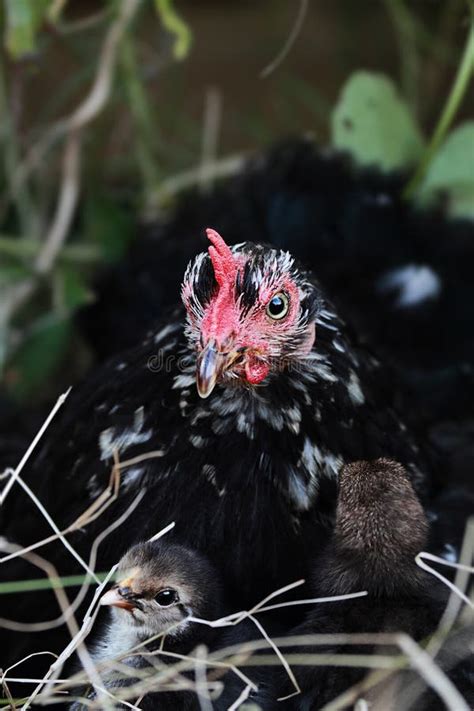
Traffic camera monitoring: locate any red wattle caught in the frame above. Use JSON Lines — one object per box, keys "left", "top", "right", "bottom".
{"left": 245, "top": 358, "right": 270, "bottom": 384}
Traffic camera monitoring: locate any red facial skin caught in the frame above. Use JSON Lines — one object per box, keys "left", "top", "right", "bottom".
{"left": 184, "top": 229, "right": 316, "bottom": 396}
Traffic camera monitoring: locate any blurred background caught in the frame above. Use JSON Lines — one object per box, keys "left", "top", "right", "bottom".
{"left": 0, "top": 0, "right": 473, "bottom": 404}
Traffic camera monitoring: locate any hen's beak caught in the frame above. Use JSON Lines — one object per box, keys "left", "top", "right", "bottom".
{"left": 100, "top": 583, "right": 139, "bottom": 612}
{"left": 196, "top": 340, "right": 241, "bottom": 399}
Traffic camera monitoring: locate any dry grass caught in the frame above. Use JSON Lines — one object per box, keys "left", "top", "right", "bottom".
{"left": 0, "top": 396, "right": 473, "bottom": 710}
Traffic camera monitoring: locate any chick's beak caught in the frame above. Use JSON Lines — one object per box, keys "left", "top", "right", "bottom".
{"left": 196, "top": 339, "right": 241, "bottom": 399}
{"left": 100, "top": 582, "right": 139, "bottom": 612}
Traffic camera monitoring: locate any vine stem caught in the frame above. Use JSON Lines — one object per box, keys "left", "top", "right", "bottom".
{"left": 404, "top": 2, "right": 474, "bottom": 199}
{"left": 119, "top": 33, "right": 161, "bottom": 213}
{"left": 383, "top": 0, "right": 420, "bottom": 116}
{"left": 0, "top": 57, "right": 35, "bottom": 237}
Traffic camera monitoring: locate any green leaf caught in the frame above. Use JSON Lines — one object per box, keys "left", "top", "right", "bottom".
{"left": 331, "top": 71, "right": 425, "bottom": 171}
{"left": 415, "top": 122, "right": 474, "bottom": 220}
{"left": 0, "top": 571, "right": 111, "bottom": 595}
{"left": 58, "top": 266, "right": 93, "bottom": 311}
{"left": 6, "top": 313, "right": 72, "bottom": 400}
{"left": 4, "top": 0, "right": 35, "bottom": 58}
{"left": 84, "top": 195, "right": 135, "bottom": 263}
{"left": 154, "top": 0, "right": 192, "bottom": 61}
{"left": 0, "top": 263, "right": 31, "bottom": 288}
{"left": 4, "top": 0, "right": 50, "bottom": 58}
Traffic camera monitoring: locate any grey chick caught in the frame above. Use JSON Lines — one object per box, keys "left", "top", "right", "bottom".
{"left": 70, "top": 540, "right": 224, "bottom": 710}
{"left": 263, "top": 459, "right": 474, "bottom": 710}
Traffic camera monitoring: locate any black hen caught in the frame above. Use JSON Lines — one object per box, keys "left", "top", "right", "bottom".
{"left": 78, "top": 140, "right": 474, "bottom": 492}
{"left": 77, "top": 138, "right": 474, "bottom": 547}
{"left": 79, "top": 140, "right": 474, "bottom": 397}
{"left": 2, "top": 230, "right": 430, "bottom": 679}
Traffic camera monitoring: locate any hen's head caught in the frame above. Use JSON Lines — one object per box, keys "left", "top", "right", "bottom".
{"left": 182, "top": 229, "right": 320, "bottom": 398}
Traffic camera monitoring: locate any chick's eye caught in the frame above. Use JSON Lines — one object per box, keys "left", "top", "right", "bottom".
{"left": 266, "top": 292, "right": 289, "bottom": 320}
{"left": 155, "top": 588, "right": 178, "bottom": 607}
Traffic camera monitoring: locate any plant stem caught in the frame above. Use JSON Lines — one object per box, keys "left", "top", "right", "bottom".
{"left": 404, "top": 2, "right": 474, "bottom": 199}
{"left": 0, "top": 572, "right": 111, "bottom": 595}
{"left": 154, "top": 0, "right": 192, "bottom": 60}
{"left": 384, "top": 0, "right": 420, "bottom": 116}
{"left": 119, "top": 33, "right": 161, "bottom": 213}
{"left": 0, "top": 236, "right": 101, "bottom": 264}
{"left": 0, "top": 56, "right": 35, "bottom": 237}
{"left": 151, "top": 152, "right": 246, "bottom": 207}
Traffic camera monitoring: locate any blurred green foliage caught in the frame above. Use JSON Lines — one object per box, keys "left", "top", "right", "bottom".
{"left": 154, "top": 0, "right": 192, "bottom": 60}
{"left": 84, "top": 194, "right": 135, "bottom": 263}
{"left": 0, "top": 0, "right": 194, "bottom": 400}
{"left": 0, "top": 0, "right": 473, "bottom": 404}
{"left": 416, "top": 122, "right": 474, "bottom": 218}
{"left": 4, "top": 0, "right": 52, "bottom": 58}
{"left": 332, "top": 71, "right": 426, "bottom": 171}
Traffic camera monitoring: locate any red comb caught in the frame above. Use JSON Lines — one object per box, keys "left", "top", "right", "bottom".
{"left": 206, "top": 228, "right": 237, "bottom": 288}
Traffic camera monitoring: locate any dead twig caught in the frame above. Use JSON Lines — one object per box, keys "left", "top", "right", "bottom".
{"left": 198, "top": 87, "right": 222, "bottom": 195}
{"left": 0, "top": 0, "right": 144, "bottom": 337}
{"left": 0, "top": 540, "right": 113, "bottom": 711}
{"left": 260, "top": 0, "right": 309, "bottom": 78}
{"left": 35, "top": 130, "right": 82, "bottom": 275}
{"left": 7, "top": 0, "right": 143, "bottom": 206}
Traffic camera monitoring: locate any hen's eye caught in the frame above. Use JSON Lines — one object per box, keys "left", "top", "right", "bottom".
{"left": 266, "top": 293, "right": 289, "bottom": 320}
{"left": 155, "top": 588, "right": 179, "bottom": 607}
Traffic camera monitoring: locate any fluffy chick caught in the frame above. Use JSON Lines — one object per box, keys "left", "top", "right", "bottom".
{"left": 70, "top": 541, "right": 223, "bottom": 710}
{"left": 320, "top": 457, "right": 429, "bottom": 597}
{"left": 264, "top": 459, "right": 473, "bottom": 710}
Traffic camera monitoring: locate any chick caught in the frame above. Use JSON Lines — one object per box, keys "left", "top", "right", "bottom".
{"left": 318, "top": 457, "right": 429, "bottom": 597}
{"left": 70, "top": 541, "right": 224, "bottom": 710}
{"left": 264, "top": 459, "right": 473, "bottom": 710}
